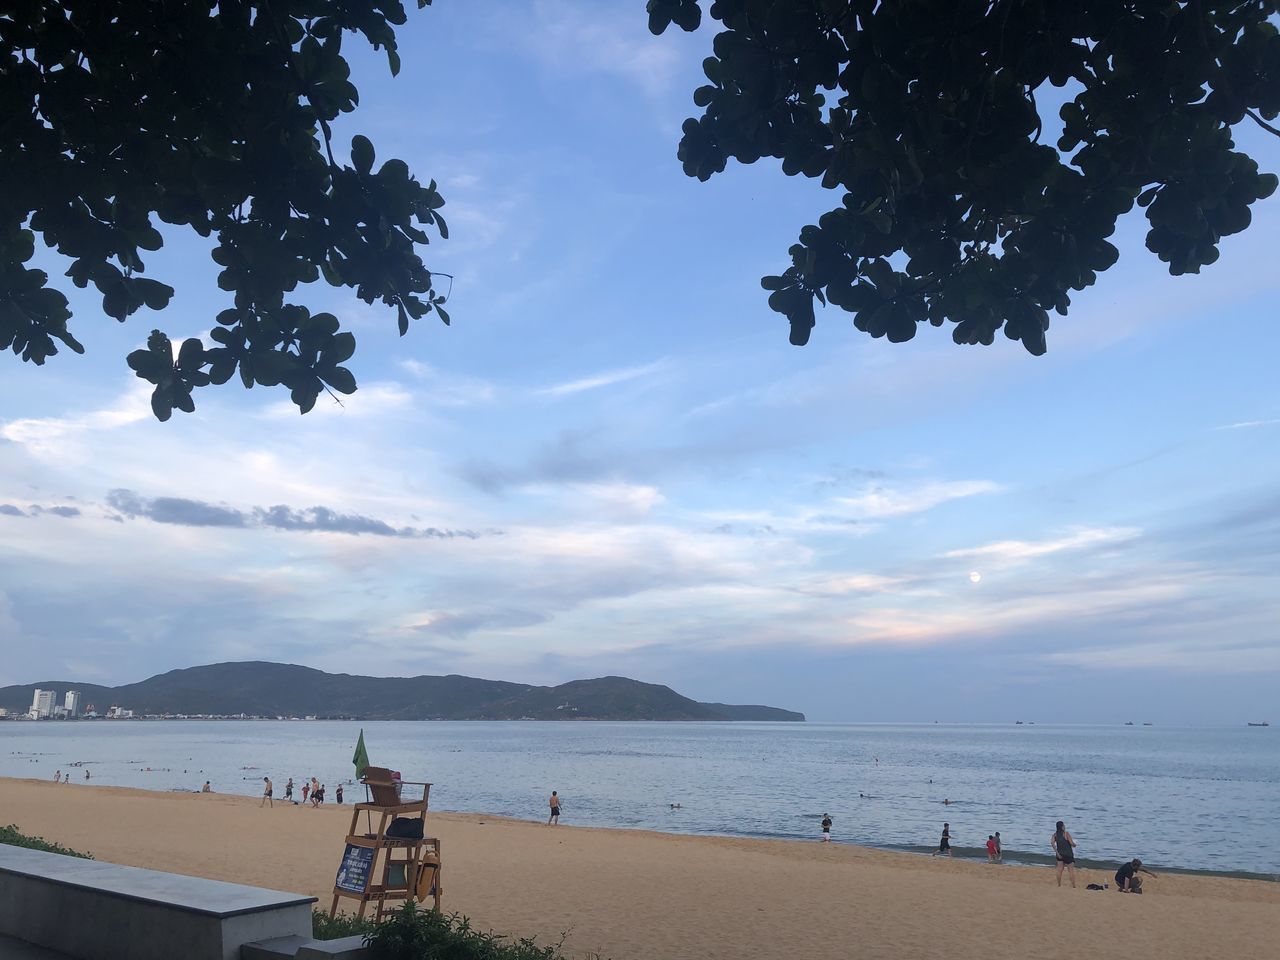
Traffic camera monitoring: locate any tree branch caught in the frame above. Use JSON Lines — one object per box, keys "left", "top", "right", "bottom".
{"left": 1246, "top": 108, "right": 1280, "bottom": 139}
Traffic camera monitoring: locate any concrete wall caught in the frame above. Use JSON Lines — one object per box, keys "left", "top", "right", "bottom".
{"left": 0, "top": 845, "right": 316, "bottom": 960}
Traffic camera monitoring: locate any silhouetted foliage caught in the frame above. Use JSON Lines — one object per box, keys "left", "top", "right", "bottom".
{"left": 366, "top": 903, "right": 573, "bottom": 960}
{"left": 649, "top": 0, "right": 1279, "bottom": 353}
{"left": 1, "top": 1, "right": 448, "bottom": 420}
{"left": 0, "top": 824, "right": 93, "bottom": 858}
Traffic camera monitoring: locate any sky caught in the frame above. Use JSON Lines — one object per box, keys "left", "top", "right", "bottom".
{"left": 2, "top": 2, "right": 1278, "bottom": 723}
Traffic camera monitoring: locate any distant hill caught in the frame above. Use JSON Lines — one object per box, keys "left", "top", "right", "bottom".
{"left": 0, "top": 662, "right": 805, "bottom": 722}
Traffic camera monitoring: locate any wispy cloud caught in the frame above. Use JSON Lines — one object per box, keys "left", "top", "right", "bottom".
{"left": 1217, "top": 418, "right": 1280, "bottom": 431}
{"left": 834, "top": 480, "right": 1002, "bottom": 519}
{"left": 0, "top": 382, "right": 152, "bottom": 459}
{"left": 505, "top": 0, "right": 684, "bottom": 97}
{"left": 396, "top": 360, "right": 497, "bottom": 407}
{"left": 1042, "top": 638, "right": 1280, "bottom": 673}
{"left": 104, "top": 489, "right": 490, "bottom": 539}
{"left": 536, "top": 360, "right": 666, "bottom": 398}
{"left": 260, "top": 382, "right": 415, "bottom": 420}
{"left": 943, "top": 527, "right": 1140, "bottom": 564}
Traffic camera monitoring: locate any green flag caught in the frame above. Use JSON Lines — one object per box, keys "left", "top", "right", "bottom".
{"left": 352, "top": 728, "right": 370, "bottom": 780}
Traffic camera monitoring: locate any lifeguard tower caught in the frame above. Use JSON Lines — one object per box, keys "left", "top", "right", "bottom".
{"left": 329, "top": 766, "right": 442, "bottom": 921}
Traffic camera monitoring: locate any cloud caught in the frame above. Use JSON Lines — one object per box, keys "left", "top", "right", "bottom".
{"left": 103, "top": 489, "right": 489, "bottom": 540}
{"left": 507, "top": 0, "right": 684, "bottom": 97}
{"left": 254, "top": 505, "right": 483, "bottom": 539}
{"left": 1041, "top": 638, "right": 1280, "bottom": 673}
{"left": 107, "top": 489, "right": 246, "bottom": 528}
{"left": 836, "top": 571, "right": 1205, "bottom": 647}
{"left": 834, "top": 480, "right": 1003, "bottom": 519}
{"left": 260, "top": 382, "right": 414, "bottom": 420}
{"left": 31, "top": 505, "right": 81, "bottom": 518}
{"left": 943, "top": 527, "right": 1140, "bottom": 564}
{"left": 536, "top": 360, "right": 666, "bottom": 398}
{"left": 396, "top": 360, "right": 497, "bottom": 406}
{"left": 798, "top": 573, "right": 914, "bottom": 596}
{"left": 0, "top": 382, "right": 152, "bottom": 460}
{"left": 0, "top": 503, "right": 82, "bottom": 519}
{"left": 405, "top": 607, "right": 553, "bottom": 639}
{"left": 1217, "top": 418, "right": 1280, "bottom": 430}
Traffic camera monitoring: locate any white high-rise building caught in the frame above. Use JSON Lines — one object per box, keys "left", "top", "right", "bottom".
{"left": 64, "top": 690, "right": 82, "bottom": 716}
{"left": 29, "top": 689, "right": 56, "bottom": 719}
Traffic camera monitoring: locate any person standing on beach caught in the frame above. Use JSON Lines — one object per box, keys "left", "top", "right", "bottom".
{"left": 933, "top": 823, "right": 952, "bottom": 857}
{"left": 261, "top": 776, "right": 274, "bottom": 808}
{"left": 336, "top": 784, "right": 344, "bottom": 804}
{"left": 302, "top": 780, "right": 310, "bottom": 804}
{"left": 994, "top": 831, "right": 1002, "bottom": 861}
{"left": 547, "top": 791, "right": 561, "bottom": 825}
{"left": 53, "top": 770, "right": 61, "bottom": 783}
{"left": 986, "top": 835, "right": 998, "bottom": 862}
{"left": 1051, "top": 820, "right": 1077, "bottom": 887}
{"left": 821, "top": 814, "right": 833, "bottom": 841}
{"left": 284, "top": 778, "right": 293, "bottom": 802}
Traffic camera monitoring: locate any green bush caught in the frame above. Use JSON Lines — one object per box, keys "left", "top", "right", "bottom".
{"left": 0, "top": 824, "right": 93, "bottom": 859}
{"left": 366, "top": 902, "right": 575, "bottom": 960}
{"left": 312, "top": 908, "right": 379, "bottom": 941}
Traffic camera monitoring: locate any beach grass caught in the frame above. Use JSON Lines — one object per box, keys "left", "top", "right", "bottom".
{"left": 0, "top": 823, "right": 93, "bottom": 859}
{"left": 312, "top": 908, "right": 378, "bottom": 940}
{"left": 314, "top": 903, "right": 586, "bottom": 959}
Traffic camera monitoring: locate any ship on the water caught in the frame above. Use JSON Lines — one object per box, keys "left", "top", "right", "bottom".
{"left": 1246, "top": 721, "right": 1270, "bottom": 727}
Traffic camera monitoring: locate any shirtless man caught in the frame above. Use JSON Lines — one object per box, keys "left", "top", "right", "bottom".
{"left": 547, "top": 790, "right": 561, "bottom": 825}
{"left": 261, "top": 776, "right": 273, "bottom": 807}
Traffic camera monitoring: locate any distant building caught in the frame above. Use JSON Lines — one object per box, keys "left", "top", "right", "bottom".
{"left": 29, "top": 689, "right": 56, "bottom": 719}
{"left": 106, "top": 705, "right": 134, "bottom": 719}
{"left": 64, "top": 690, "right": 82, "bottom": 716}
{"left": 0, "top": 707, "right": 8, "bottom": 717}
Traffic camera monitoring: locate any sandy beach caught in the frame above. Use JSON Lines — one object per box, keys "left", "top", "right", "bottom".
{"left": 1, "top": 778, "right": 1276, "bottom": 960}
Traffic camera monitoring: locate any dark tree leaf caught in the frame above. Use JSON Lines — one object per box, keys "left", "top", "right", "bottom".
{"left": 656, "top": 1, "right": 1280, "bottom": 356}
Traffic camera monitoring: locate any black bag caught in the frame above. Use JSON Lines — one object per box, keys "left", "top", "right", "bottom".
{"left": 387, "top": 816, "right": 424, "bottom": 839}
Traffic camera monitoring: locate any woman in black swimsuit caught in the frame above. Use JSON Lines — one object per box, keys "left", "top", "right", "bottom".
{"left": 1051, "top": 820, "right": 1077, "bottom": 887}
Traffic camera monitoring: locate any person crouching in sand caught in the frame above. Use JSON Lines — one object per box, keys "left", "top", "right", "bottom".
{"left": 1115, "top": 858, "right": 1156, "bottom": 893}
{"left": 1051, "top": 820, "right": 1077, "bottom": 887}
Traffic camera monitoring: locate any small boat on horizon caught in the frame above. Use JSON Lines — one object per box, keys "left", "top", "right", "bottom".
{"left": 1124, "top": 721, "right": 1134, "bottom": 725}
{"left": 1142, "top": 722, "right": 1153, "bottom": 726}
{"left": 1247, "top": 721, "right": 1270, "bottom": 727}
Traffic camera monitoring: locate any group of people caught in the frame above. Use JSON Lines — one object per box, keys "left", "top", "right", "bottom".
{"left": 260, "top": 776, "right": 344, "bottom": 808}
{"left": 922, "top": 818, "right": 1156, "bottom": 892}
{"left": 51, "top": 769, "right": 89, "bottom": 783}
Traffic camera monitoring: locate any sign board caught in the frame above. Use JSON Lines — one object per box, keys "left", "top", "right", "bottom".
{"left": 334, "top": 843, "right": 375, "bottom": 894}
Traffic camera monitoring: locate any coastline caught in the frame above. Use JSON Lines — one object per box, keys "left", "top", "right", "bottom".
{"left": 2, "top": 777, "right": 1277, "bottom": 960}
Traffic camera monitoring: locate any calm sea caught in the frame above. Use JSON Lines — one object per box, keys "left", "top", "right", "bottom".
{"left": 2, "top": 721, "right": 1276, "bottom": 878}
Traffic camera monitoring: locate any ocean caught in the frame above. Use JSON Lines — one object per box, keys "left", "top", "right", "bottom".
{"left": 2, "top": 720, "right": 1275, "bottom": 879}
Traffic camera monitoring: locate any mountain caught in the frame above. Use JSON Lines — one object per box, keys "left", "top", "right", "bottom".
{"left": 0, "top": 662, "right": 805, "bottom": 722}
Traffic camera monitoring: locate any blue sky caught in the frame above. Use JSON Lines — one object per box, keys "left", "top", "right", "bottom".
{"left": 2, "top": 2, "right": 1278, "bottom": 723}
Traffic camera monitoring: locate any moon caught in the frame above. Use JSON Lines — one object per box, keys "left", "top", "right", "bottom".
{"left": 968, "top": 571, "right": 982, "bottom": 584}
